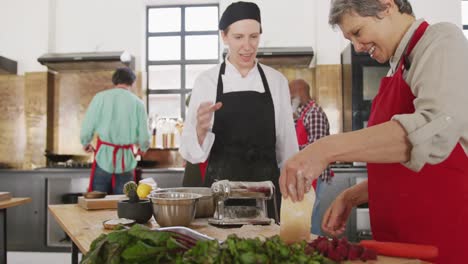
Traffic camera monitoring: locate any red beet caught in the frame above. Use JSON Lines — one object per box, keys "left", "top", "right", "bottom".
{"left": 339, "top": 237, "right": 349, "bottom": 245}
{"left": 347, "top": 244, "right": 363, "bottom": 260}
{"left": 331, "top": 237, "right": 339, "bottom": 247}
{"left": 336, "top": 244, "right": 349, "bottom": 258}
{"left": 317, "top": 239, "right": 329, "bottom": 253}
{"left": 361, "top": 248, "right": 378, "bottom": 261}
{"left": 327, "top": 247, "right": 344, "bottom": 262}
{"left": 308, "top": 236, "right": 377, "bottom": 262}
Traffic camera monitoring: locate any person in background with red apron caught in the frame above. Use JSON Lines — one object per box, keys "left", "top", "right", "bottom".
{"left": 289, "top": 79, "right": 333, "bottom": 236}
{"left": 81, "top": 67, "right": 150, "bottom": 194}
{"left": 279, "top": 0, "right": 468, "bottom": 262}
{"left": 179, "top": 1, "right": 298, "bottom": 218}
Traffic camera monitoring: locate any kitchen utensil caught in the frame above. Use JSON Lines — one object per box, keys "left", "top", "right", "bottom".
{"left": 117, "top": 199, "right": 153, "bottom": 224}
{"left": 149, "top": 192, "right": 201, "bottom": 227}
{"left": 208, "top": 180, "right": 276, "bottom": 226}
{"left": 360, "top": 240, "right": 438, "bottom": 260}
{"left": 155, "top": 226, "right": 216, "bottom": 242}
{"left": 77, "top": 194, "right": 126, "bottom": 210}
{"left": 83, "top": 191, "right": 106, "bottom": 199}
{"left": 151, "top": 187, "right": 214, "bottom": 218}
{"left": 102, "top": 218, "right": 135, "bottom": 230}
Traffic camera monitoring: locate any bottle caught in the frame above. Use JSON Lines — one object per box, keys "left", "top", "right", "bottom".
{"left": 151, "top": 128, "right": 157, "bottom": 148}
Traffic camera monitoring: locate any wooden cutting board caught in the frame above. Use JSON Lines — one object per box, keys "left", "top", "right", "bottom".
{"left": 78, "top": 195, "right": 127, "bottom": 210}
{"left": 0, "top": 192, "right": 11, "bottom": 201}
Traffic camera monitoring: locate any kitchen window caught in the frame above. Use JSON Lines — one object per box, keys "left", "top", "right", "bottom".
{"left": 146, "top": 4, "right": 220, "bottom": 120}
{"left": 463, "top": 0, "right": 468, "bottom": 39}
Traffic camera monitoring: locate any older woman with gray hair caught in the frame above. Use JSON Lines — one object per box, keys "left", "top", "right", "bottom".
{"left": 279, "top": 0, "right": 468, "bottom": 262}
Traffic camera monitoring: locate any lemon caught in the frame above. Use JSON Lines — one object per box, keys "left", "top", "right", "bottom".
{"left": 136, "top": 183, "right": 152, "bottom": 198}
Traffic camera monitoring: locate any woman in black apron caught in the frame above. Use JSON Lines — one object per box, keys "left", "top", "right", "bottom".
{"left": 180, "top": 1, "right": 298, "bottom": 219}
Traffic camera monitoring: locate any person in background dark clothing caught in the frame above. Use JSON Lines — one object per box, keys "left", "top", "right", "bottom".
{"left": 289, "top": 79, "right": 332, "bottom": 235}
{"left": 179, "top": 2, "right": 298, "bottom": 219}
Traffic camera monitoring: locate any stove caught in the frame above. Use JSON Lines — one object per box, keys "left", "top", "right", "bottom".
{"left": 47, "top": 161, "right": 93, "bottom": 168}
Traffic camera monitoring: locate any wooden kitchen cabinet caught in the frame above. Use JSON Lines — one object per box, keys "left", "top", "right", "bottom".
{"left": 0, "top": 167, "right": 184, "bottom": 252}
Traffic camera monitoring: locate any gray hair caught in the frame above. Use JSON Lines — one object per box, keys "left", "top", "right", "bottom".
{"left": 329, "top": 0, "right": 414, "bottom": 27}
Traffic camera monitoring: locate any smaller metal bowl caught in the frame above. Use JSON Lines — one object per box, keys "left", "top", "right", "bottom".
{"left": 149, "top": 192, "right": 202, "bottom": 227}
{"left": 83, "top": 191, "right": 107, "bottom": 199}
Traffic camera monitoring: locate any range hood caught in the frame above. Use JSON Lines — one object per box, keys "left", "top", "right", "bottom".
{"left": 223, "top": 47, "right": 314, "bottom": 67}
{"left": 0, "top": 56, "right": 18, "bottom": 75}
{"left": 37, "top": 51, "right": 135, "bottom": 72}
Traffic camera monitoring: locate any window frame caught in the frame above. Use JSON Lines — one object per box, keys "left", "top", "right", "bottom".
{"left": 463, "top": 0, "right": 468, "bottom": 32}
{"left": 145, "top": 4, "right": 220, "bottom": 119}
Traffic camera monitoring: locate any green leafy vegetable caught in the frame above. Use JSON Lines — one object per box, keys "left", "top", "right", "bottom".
{"left": 81, "top": 225, "right": 336, "bottom": 264}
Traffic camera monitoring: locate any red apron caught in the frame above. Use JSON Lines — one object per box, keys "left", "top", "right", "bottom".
{"left": 367, "top": 21, "right": 468, "bottom": 263}
{"left": 295, "top": 100, "right": 320, "bottom": 189}
{"left": 87, "top": 137, "right": 137, "bottom": 193}
{"left": 199, "top": 160, "right": 208, "bottom": 183}
{"left": 296, "top": 100, "right": 315, "bottom": 146}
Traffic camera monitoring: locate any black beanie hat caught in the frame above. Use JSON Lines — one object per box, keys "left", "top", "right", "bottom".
{"left": 219, "top": 1, "right": 262, "bottom": 32}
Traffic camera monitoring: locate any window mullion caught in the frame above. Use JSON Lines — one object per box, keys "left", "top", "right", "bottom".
{"left": 146, "top": 4, "right": 219, "bottom": 119}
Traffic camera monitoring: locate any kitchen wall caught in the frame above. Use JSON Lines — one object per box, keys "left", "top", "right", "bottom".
{"left": 0, "top": 73, "right": 47, "bottom": 169}
{"left": 0, "top": 71, "right": 144, "bottom": 168}
{"left": 49, "top": 71, "right": 144, "bottom": 155}
{"left": 0, "top": 0, "right": 463, "bottom": 168}
{"left": 0, "top": 0, "right": 49, "bottom": 74}
{"left": 1, "top": 0, "right": 462, "bottom": 73}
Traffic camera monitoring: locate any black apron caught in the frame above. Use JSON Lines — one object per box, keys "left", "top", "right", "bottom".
{"left": 203, "top": 61, "right": 281, "bottom": 219}
{"left": 182, "top": 161, "right": 204, "bottom": 187}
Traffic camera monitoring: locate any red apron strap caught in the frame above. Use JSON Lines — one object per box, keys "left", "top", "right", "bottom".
{"left": 199, "top": 161, "right": 208, "bottom": 182}
{"left": 87, "top": 137, "right": 104, "bottom": 192}
{"left": 89, "top": 136, "right": 134, "bottom": 192}
{"left": 402, "top": 21, "right": 429, "bottom": 70}
{"left": 296, "top": 100, "right": 316, "bottom": 146}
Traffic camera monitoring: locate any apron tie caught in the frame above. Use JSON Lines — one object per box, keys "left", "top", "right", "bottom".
{"left": 87, "top": 137, "right": 135, "bottom": 193}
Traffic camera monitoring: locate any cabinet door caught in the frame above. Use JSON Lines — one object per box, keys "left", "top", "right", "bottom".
{"left": 314, "top": 169, "right": 367, "bottom": 242}
{"left": 1, "top": 172, "right": 46, "bottom": 251}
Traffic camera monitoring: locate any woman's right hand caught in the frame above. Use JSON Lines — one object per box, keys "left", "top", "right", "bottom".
{"left": 321, "top": 191, "right": 354, "bottom": 237}
{"left": 196, "top": 101, "right": 222, "bottom": 145}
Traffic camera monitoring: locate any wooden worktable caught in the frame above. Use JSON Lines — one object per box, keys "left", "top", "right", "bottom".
{"left": 1, "top": 197, "right": 31, "bottom": 264}
{"left": 48, "top": 204, "right": 425, "bottom": 264}
{"left": 0, "top": 197, "right": 31, "bottom": 210}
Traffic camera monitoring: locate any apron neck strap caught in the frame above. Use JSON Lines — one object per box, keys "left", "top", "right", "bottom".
{"left": 401, "top": 21, "right": 429, "bottom": 71}
{"left": 216, "top": 61, "right": 271, "bottom": 100}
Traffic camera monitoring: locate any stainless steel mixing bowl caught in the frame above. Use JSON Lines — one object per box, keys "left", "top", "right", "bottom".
{"left": 149, "top": 192, "right": 202, "bottom": 227}
{"left": 151, "top": 187, "right": 214, "bottom": 218}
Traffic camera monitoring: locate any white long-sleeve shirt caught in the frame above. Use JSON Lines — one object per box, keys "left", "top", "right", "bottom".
{"left": 179, "top": 59, "right": 298, "bottom": 168}
{"left": 389, "top": 19, "right": 468, "bottom": 171}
